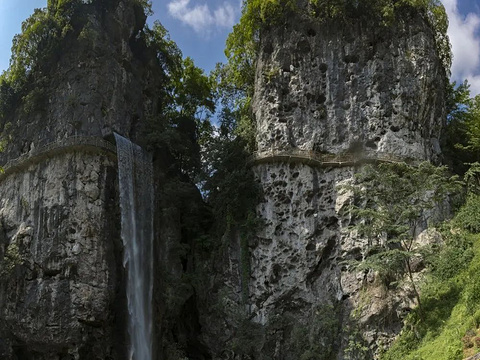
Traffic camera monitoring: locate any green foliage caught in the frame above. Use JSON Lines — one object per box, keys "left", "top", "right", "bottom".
{"left": 0, "top": 242, "right": 23, "bottom": 277}
{"left": 444, "top": 81, "right": 480, "bottom": 173}
{"left": 454, "top": 194, "right": 480, "bottom": 233}
{"left": 346, "top": 162, "right": 460, "bottom": 268}
{"left": 381, "top": 237, "right": 480, "bottom": 360}
{"left": 240, "top": 222, "right": 253, "bottom": 304}
{"left": 463, "top": 258, "right": 480, "bottom": 313}
{"left": 162, "top": 338, "right": 188, "bottom": 360}
{"left": 140, "top": 20, "right": 260, "bottom": 273}
{"left": 8, "top": 8, "right": 61, "bottom": 87}
{"left": 173, "top": 57, "right": 215, "bottom": 118}
{"left": 343, "top": 162, "right": 461, "bottom": 313}
{"left": 464, "top": 95, "right": 480, "bottom": 151}
{"left": 0, "top": 0, "right": 153, "bottom": 122}
{"left": 381, "top": 195, "right": 480, "bottom": 359}
{"left": 465, "top": 162, "right": 480, "bottom": 194}
{"left": 47, "top": 0, "right": 81, "bottom": 19}
{"left": 427, "top": 230, "right": 473, "bottom": 281}
{"left": 288, "top": 304, "right": 341, "bottom": 360}
{"left": 145, "top": 21, "right": 182, "bottom": 69}
{"left": 0, "top": 74, "right": 17, "bottom": 121}
{"left": 201, "top": 62, "right": 259, "bottom": 239}
{"left": 343, "top": 325, "right": 370, "bottom": 360}
{"left": 0, "top": 0, "right": 87, "bottom": 122}
{"left": 199, "top": 120, "right": 261, "bottom": 237}
{"left": 135, "top": 0, "right": 153, "bottom": 16}
{"left": 210, "top": 61, "right": 256, "bottom": 151}
{"left": 225, "top": 0, "right": 295, "bottom": 92}
{"left": 6, "top": 0, "right": 87, "bottom": 88}
{"left": 139, "top": 21, "right": 261, "bottom": 276}
{"left": 143, "top": 22, "right": 215, "bottom": 178}
{"left": 231, "top": 318, "right": 265, "bottom": 357}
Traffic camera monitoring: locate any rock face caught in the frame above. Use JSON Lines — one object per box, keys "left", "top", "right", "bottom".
{"left": 0, "top": 0, "right": 164, "bottom": 358}
{"left": 0, "top": 0, "right": 211, "bottom": 357}
{"left": 0, "top": 0, "right": 156, "bottom": 164}
{"left": 244, "top": 3, "right": 447, "bottom": 359}
{"left": 0, "top": 0, "right": 449, "bottom": 358}
{"left": 0, "top": 152, "right": 122, "bottom": 359}
{"left": 253, "top": 6, "right": 445, "bottom": 162}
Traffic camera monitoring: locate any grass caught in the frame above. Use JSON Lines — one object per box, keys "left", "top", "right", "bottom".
{"left": 382, "top": 230, "right": 480, "bottom": 360}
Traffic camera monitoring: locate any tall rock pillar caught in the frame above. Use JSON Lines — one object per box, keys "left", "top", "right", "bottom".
{"left": 0, "top": 0, "right": 162, "bottom": 358}
{"left": 249, "top": 2, "right": 447, "bottom": 358}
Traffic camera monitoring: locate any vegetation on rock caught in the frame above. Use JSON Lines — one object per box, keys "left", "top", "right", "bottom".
{"left": 2, "top": 0, "right": 480, "bottom": 359}
{"left": 343, "top": 162, "right": 461, "bottom": 312}
{"left": 444, "top": 81, "right": 480, "bottom": 173}
{"left": 226, "top": 0, "right": 451, "bottom": 107}
{"left": 381, "top": 173, "right": 480, "bottom": 359}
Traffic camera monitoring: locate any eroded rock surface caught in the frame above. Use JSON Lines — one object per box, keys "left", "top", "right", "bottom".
{"left": 244, "top": 4, "right": 447, "bottom": 359}
{"left": 0, "top": 0, "right": 159, "bottom": 164}
{"left": 0, "top": 0, "right": 161, "bottom": 358}
{"left": 254, "top": 6, "right": 445, "bottom": 162}
{"left": 0, "top": 152, "right": 122, "bottom": 359}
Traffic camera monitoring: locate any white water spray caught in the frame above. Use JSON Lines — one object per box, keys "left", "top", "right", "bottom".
{"left": 115, "top": 133, "right": 154, "bottom": 360}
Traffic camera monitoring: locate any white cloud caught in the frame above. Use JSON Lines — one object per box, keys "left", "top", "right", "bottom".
{"left": 442, "top": 0, "right": 480, "bottom": 96}
{"left": 167, "top": 0, "right": 236, "bottom": 35}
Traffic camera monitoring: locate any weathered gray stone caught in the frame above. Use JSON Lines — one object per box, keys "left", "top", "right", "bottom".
{"left": 254, "top": 6, "right": 445, "bottom": 163}
{"left": 0, "top": 152, "right": 123, "bottom": 359}
{"left": 0, "top": 0, "right": 159, "bottom": 357}
{"left": 0, "top": 0, "right": 156, "bottom": 165}
{"left": 243, "top": 3, "right": 447, "bottom": 359}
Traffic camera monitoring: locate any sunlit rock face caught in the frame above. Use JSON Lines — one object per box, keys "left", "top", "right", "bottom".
{"left": 253, "top": 6, "right": 445, "bottom": 162}
{"left": 248, "top": 3, "right": 447, "bottom": 358}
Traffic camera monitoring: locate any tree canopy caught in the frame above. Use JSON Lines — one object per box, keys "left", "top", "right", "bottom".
{"left": 443, "top": 81, "right": 480, "bottom": 173}
{"left": 343, "top": 162, "right": 461, "bottom": 309}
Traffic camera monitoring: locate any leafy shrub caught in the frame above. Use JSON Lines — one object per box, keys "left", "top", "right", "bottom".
{"left": 464, "top": 260, "right": 480, "bottom": 313}
{"left": 289, "top": 304, "right": 341, "bottom": 360}
{"left": 428, "top": 231, "right": 474, "bottom": 281}
{"left": 454, "top": 194, "right": 480, "bottom": 233}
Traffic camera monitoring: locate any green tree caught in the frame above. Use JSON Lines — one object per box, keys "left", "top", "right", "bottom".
{"left": 143, "top": 21, "right": 215, "bottom": 178}
{"left": 463, "top": 95, "right": 480, "bottom": 151}
{"left": 344, "top": 162, "right": 461, "bottom": 312}
{"left": 198, "top": 105, "right": 261, "bottom": 236}
{"left": 443, "top": 81, "right": 480, "bottom": 173}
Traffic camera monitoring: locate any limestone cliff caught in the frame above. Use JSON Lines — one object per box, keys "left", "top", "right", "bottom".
{"left": 251, "top": 4, "right": 446, "bottom": 359}
{"left": 0, "top": 151, "right": 121, "bottom": 359}
{"left": 0, "top": 1, "right": 172, "bottom": 358}
{"left": 200, "top": 3, "right": 448, "bottom": 359}
{"left": 0, "top": 0, "right": 155, "bottom": 163}
{"left": 0, "top": 0, "right": 451, "bottom": 359}
{"left": 254, "top": 7, "right": 445, "bottom": 161}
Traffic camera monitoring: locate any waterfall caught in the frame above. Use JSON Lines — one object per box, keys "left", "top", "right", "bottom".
{"left": 114, "top": 133, "right": 154, "bottom": 360}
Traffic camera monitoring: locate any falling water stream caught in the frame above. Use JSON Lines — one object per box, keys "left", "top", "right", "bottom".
{"left": 115, "top": 133, "right": 154, "bottom": 360}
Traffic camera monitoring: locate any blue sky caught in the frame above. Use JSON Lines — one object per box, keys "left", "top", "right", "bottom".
{"left": 1, "top": 0, "right": 480, "bottom": 95}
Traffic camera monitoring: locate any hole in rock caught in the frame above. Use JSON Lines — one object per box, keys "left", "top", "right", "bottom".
{"left": 365, "top": 140, "right": 377, "bottom": 149}
{"left": 344, "top": 54, "right": 359, "bottom": 63}
{"left": 297, "top": 40, "right": 311, "bottom": 54}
